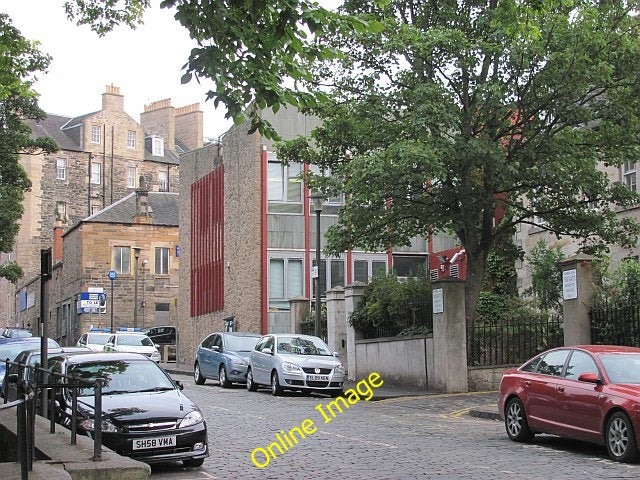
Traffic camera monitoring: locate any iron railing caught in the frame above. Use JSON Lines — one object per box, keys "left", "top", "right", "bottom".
{"left": 590, "top": 299, "right": 640, "bottom": 347}
{"left": 360, "top": 299, "right": 433, "bottom": 340}
{"left": 467, "top": 316, "right": 564, "bottom": 366}
{"left": 2, "top": 358, "right": 105, "bottom": 479}
{"left": 0, "top": 378, "right": 33, "bottom": 480}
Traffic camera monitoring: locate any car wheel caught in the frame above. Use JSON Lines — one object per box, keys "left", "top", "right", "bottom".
{"left": 271, "top": 371, "right": 283, "bottom": 396}
{"left": 183, "top": 458, "right": 205, "bottom": 468}
{"left": 606, "top": 411, "right": 639, "bottom": 462}
{"left": 505, "top": 397, "right": 534, "bottom": 442}
{"left": 246, "top": 368, "right": 257, "bottom": 392}
{"left": 219, "top": 365, "right": 231, "bottom": 388}
{"left": 194, "top": 363, "right": 205, "bottom": 385}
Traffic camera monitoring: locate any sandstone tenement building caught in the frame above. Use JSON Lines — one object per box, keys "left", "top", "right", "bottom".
{"left": 0, "top": 85, "right": 202, "bottom": 335}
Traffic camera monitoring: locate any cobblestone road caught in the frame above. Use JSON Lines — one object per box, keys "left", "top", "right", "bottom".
{"left": 149, "top": 373, "right": 640, "bottom": 479}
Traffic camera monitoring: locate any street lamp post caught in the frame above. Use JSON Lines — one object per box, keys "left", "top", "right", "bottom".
{"left": 133, "top": 247, "right": 141, "bottom": 328}
{"left": 310, "top": 191, "right": 324, "bottom": 338}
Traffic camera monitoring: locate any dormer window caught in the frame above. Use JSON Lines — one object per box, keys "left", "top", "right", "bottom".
{"left": 152, "top": 137, "right": 164, "bottom": 157}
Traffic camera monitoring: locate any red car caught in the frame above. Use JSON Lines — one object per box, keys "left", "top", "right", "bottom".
{"left": 498, "top": 345, "right": 640, "bottom": 462}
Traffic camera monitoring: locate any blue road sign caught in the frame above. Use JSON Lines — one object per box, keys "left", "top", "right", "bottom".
{"left": 108, "top": 270, "right": 117, "bottom": 281}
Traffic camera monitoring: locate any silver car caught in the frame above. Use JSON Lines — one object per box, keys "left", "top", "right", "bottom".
{"left": 246, "top": 334, "right": 345, "bottom": 397}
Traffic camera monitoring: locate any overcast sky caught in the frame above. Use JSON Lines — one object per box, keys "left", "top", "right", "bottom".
{"left": 3, "top": 0, "right": 233, "bottom": 139}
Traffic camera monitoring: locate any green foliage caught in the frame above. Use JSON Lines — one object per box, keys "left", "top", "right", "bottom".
{"left": 484, "top": 233, "right": 523, "bottom": 295}
{"left": 64, "top": 0, "right": 384, "bottom": 140}
{"left": 348, "top": 270, "right": 431, "bottom": 333}
{"left": 0, "top": 15, "right": 58, "bottom": 281}
{"left": 524, "top": 240, "right": 565, "bottom": 311}
{"left": 0, "top": 261, "right": 23, "bottom": 284}
{"left": 593, "top": 255, "right": 640, "bottom": 303}
{"left": 300, "top": 303, "right": 327, "bottom": 339}
{"left": 475, "top": 291, "right": 555, "bottom": 325}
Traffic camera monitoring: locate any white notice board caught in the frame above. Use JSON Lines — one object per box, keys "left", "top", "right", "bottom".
{"left": 432, "top": 288, "right": 444, "bottom": 314}
{"left": 562, "top": 269, "right": 578, "bottom": 300}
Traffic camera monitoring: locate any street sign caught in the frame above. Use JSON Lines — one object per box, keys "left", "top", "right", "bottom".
{"left": 80, "top": 292, "right": 106, "bottom": 311}
{"left": 108, "top": 270, "right": 117, "bottom": 281}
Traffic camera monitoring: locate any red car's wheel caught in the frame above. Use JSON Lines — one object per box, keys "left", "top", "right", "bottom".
{"left": 606, "top": 412, "right": 639, "bottom": 463}
{"left": 505, "top": 397, "right": 534, "bottom": 442}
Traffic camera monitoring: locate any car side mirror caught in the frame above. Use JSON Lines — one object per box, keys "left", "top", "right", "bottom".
{"left": 212, "top": 345, "right": 220, "bottom": 352}
{"left": 578, "top": 372, "right": 601, "bottom": 384}
{"left": 175, "top": 380, "right": 184, "bottom": 390}
{"left": 154, "top": 344, "right": 160, "bottom": 349}
{"left": 263, "top": 348, "right": 272, "bottom": 355}
{"left": 333, "top": 351, "right": 339, "bottom": 357}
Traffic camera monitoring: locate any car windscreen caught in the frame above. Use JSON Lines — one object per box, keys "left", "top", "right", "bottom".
{"left": 600, "top": 353, "right": 640, "bottom": 384}
{"left": 87, "top": 334, "right": 111, "bottom": 345}
{"left": 68, "top": 360, "right": 175, "bottom": 396}
{"left": 276, "top": 336, "right": 332, "bottom": 356}
{"left": 116, "top": 335, "right": 153, "bottom": 346}
{"left": 225, "top": 335, "right": 260, "bottom": 352}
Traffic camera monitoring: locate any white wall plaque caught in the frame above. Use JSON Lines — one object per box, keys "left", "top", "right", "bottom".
{"left": 433, "top": 288, "right": 444, "bottom": 314}
{"left": 562, "top": 269, "right": 578, "bottom": 300}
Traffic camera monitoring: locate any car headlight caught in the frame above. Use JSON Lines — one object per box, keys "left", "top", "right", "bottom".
{"left": 231, "top": 357, "right": 247, "bottom": 366}
{"left": 334, "top": 364, "right": 345, "bottom": 374}
{"left": 282, "top": 361, "right": 302, "bottom": 373}
{"left": 151, "top": 351, "right": 161, "bottom": 359}
{"left": 179, "top": 410, "right": 204, "bottom": 428}
{"left": 80, "top": 418, "right": 120, "bottom": 433}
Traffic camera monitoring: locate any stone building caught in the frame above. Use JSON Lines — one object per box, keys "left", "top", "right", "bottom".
{"left": 48, "top": 186, "right": 180, "bottom": 346}
{"left": 177, "top": 108, "right": 430, "bottom": 365}
{"left": 0, "top": 85, "right": 202, "bottom": 330}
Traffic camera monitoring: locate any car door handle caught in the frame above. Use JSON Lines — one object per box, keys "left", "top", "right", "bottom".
{"left": 557, "top": 386, "right": 565, "bottom": 393}
{"left": 524, "top": 381, "right": 531, "bottom": 387}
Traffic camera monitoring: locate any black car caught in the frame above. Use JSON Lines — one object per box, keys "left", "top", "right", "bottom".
{"left": 143, "top": 326, "right": 176, "bottom": 345}
{"left": 49, "top": 352, "right": 208, "bottom": 467}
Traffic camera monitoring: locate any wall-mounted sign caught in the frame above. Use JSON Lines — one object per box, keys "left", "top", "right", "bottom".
{"left": 433, "top": 288, "right": 444, "bottom": 314}
{"left": 562, "top": 269, "right": 578, "bottom": 300}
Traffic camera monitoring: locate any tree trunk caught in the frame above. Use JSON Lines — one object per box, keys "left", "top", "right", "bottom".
{"left": 464, "top": 248, "right": 488, "bottom": 357}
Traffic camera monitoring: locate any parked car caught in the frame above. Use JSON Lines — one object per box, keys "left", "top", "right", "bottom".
{"left": 77, "top": 329, "right": 113, "bottom": 351}
{"left": 246, "top": 334, "right": 345, "bottom": 397}
{"left": 193, "top": 332, "right": 261, "bottom": 387}
{"left": 3, "top": 346, "right": 92, "bottom": 401}
{"left": 143, "top": 326, "right": 176, "bottom": 345}
{"left": 2, "top": 327, "right": 33, "bottom": 338}
{"left": 103, "top": 332, "right": 161, "bottom": 363}
{"left": 499, "top": 345, "right": 640, "bottom": 463}
{"left": 48, "top": 351, "right": 208, "bottom": 467}
{"left": 0, "top": 337, "right": 61, "bottom": 395}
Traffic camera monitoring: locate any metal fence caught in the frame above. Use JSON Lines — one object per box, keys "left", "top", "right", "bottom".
{"left": 590, "top": 299, "right": 640, "bottom": 346}
{"left": 1, "top": 359, "right": 104, "bottom": 478}
{"left": 467, "top": 315, "right": 564, "bottom": 366}
{"left": 360, "top": 299, "right": 433, "bottom": 340}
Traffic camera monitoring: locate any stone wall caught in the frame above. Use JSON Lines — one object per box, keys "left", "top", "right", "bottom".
{"left": 467, "top": 365, "right": 513, "bottom": 392}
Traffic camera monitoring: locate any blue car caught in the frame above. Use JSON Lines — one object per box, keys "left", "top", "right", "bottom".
{"left": 0, "top": 337, "right": 61, "bottom": 394}
{"left": 193, "top": 332, "right": 261, "bottom": 387}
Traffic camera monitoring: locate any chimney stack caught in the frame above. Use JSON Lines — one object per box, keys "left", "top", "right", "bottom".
{"left": 140, "top": 98, "right": 175, "bottom": 152}
{"left": 134, "top": 176, "right": 153, "bottom": 224}
{"left": 102, "top": 85, "right": 124, "bottom": 111}
{"left": 174, "top": 103, "right": 204, "bottom": 150}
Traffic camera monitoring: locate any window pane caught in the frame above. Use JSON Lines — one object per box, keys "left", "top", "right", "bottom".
{"left": 372, "top": 261, "right": 386, "bottom": 276}
{"left": 268, "top": 163, "right": 284, "bottom": 201}
{"left": 287, "top": 259, "right": 303, "bottom": 298}
{"left": 331, "top": 259, "right": 344, "bottom": 288}
{"left": 537, "top": 350, "right": 570, "bottom": 377}
{"left": 91, "top": 162, "right": 101, "bottom": 184}
{"left": 392, "top": 255, "right": 426, "bottom": 276}
{"left": 155, "top": 247, "right": 169, "bottom": 274}
{"left": 127, "top": 167, "right": 136, "bottom": 188}
{"left": 287, "top": 163, "right": 302, "bottom": 202}
{"left": 354, "top": 260, "right": 368, "bottom": 283}
{"left": 564, "top": 351, "right": 598, "bottom": 380}
{"left": 115, "top": 247, "right": 130, "bottom": 274}
{"left": 269, "top": 259, "right": 285, "bottom": 299}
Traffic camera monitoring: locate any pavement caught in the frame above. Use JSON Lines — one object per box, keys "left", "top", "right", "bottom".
{"left": 159, "top": 362, "right": 503, "bottom": 421}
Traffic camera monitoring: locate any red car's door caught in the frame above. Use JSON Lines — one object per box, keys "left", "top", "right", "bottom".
{"left": 554, "top": 350, "right": 603, "bottom": 442}
{"left": 524, "top": 349, "right": 571, "bottom": 433}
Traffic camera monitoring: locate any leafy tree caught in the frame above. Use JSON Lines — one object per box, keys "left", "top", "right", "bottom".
{"left": 0, "top": 14, "right": 58, "bottom": 282}
{"left": 63, "top": 0, "right": 381, "bottom": 139}
{"left": 277, "top": 0, "right": 640, "bottom": 335}
{"left": 524, "top": 240, "right": 565, "bottom": 311}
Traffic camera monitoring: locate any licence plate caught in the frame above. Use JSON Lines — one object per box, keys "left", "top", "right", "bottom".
{"left": 307, "top": 375, "right": 329, "bottom": 381}
{"left": 133, "top": 435, "right": 176, "bottom": 450}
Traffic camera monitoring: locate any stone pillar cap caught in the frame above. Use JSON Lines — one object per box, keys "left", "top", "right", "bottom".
{"left": 558, "top": 253, "right": 595, "bottom": 266}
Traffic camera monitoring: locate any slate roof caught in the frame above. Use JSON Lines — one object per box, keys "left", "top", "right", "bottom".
{"left": 26, "top": 115, "right": 82, "bottom": 152}
{"left": 81, "top": 191, "right": 179, "bottom": 226}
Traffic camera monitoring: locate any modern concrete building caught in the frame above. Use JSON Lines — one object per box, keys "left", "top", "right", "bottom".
{"left": 0, "top": 85, "right": 202, "bottom": 332}
{"left": 177, "top": 108, "right": 431, "bottom": 365}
